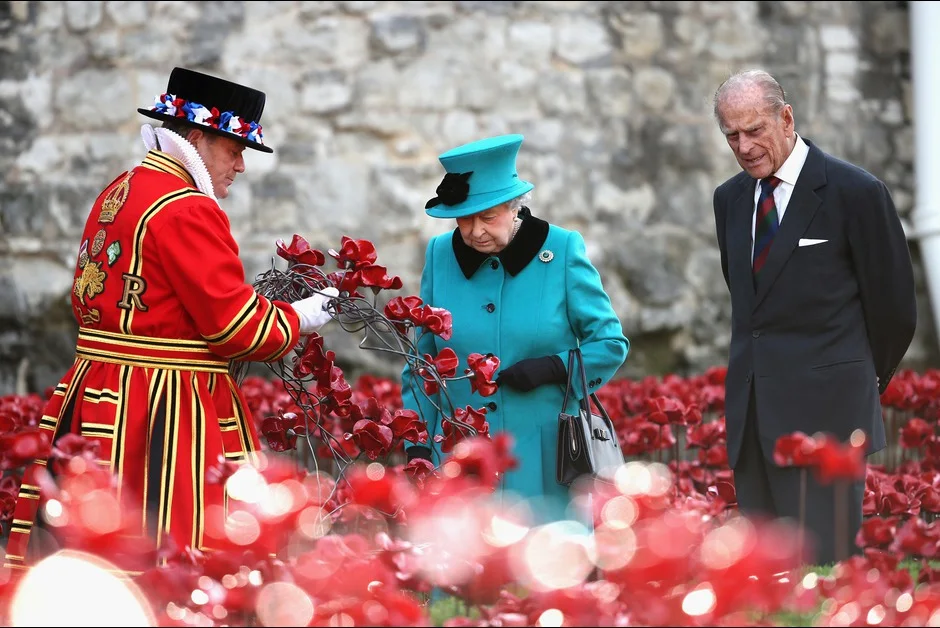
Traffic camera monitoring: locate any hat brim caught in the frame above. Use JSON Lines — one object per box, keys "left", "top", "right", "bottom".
{"left": 137, "top": 109, "right": 274, "bottom": 154}
{"left": 426, "top": 180, "right": 534, "bottom": 218}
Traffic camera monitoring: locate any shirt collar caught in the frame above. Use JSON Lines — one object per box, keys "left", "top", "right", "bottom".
{"left": 772, "top": 133, "right": 810, "bottom": 186}
{"left": 451, "top": 208, "right": 550, "bottom": 279}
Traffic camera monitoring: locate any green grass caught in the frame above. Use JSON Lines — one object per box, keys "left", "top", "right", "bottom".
{"left": 429, "top": 597, "right": 477, "bottom": 626}
{"left": 427, "top": 593, "right": 821, "bottom": 626}
{"left": 424, "top": 561, "right": 939, "bottom": 627}
{"left": 771, "top": 611, "right": 819, "bottom": 627}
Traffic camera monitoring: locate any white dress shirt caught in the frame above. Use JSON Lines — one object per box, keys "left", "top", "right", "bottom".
{"left": 751, "top": 134, "right": 810, "bottom": 262}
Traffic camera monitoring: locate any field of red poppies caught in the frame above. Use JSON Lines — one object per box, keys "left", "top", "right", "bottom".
{"left": 0, "top": 235, "right": 938, "bottom": 626}
{"left": 0, "top": 365, "right": 938, "bottom": 626}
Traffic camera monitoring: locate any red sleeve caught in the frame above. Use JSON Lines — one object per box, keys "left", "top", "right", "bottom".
{"left": 152, "top": 200, "right": 300, "bottom": 362}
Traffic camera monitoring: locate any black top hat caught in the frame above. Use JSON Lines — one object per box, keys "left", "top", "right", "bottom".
{"left": 137, "top": 67, "right": 273, "bottom": 153}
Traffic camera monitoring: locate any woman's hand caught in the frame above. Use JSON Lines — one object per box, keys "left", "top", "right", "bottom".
{"left": 495, "top": 355, "right": 567, "bottom": 392}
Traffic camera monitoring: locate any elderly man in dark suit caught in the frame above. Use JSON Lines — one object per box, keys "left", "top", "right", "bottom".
{"left": 712, "top": 69, "right": 917, "bottom": 565}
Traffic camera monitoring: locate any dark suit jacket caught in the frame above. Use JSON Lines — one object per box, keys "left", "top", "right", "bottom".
{"left": 713, "top": 139, "right": 917, "bottom": 468}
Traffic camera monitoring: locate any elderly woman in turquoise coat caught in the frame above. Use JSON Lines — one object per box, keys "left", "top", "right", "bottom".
{"left": 401, "top": 134, "right": 629, "bottom": 525}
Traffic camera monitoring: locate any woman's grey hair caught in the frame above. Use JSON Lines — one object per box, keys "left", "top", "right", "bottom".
{"left": 508, "top": 191, "right": 532, "bottom": 212}
{"left": 713, "top": 69, "right": 787, "bottom": 128}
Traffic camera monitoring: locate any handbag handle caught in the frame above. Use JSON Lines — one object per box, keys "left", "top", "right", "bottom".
{"left": 561, "top": 348, "right": 595, "bottom": 433}
{"left": 560, "top": 348, "right": 578, "bottom": 413}
{"left": 561, "top": 348, "right": 617, "bottom": 440}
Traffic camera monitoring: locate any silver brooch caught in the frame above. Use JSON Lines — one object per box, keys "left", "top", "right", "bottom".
{"left": 539, "top": 249, "right": 554, "bottom": 263}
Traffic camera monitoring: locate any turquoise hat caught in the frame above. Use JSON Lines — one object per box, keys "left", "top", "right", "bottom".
{"left": 425, "top": 134, "right": 535, "bottom": 219}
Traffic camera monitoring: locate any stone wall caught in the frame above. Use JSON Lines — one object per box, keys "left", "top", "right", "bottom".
{"left": 0, "top": 0, "right": 931, "bottom": 395}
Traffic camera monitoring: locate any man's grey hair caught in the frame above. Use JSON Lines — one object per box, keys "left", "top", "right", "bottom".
{"left": 161, "top": 119, "right": 196, "bottom": 139}
{"left": 713, "top": 69, "right": 788, "bottom": 127}
{"left": 162, "top": 120, "right": 225, "bottom": 147}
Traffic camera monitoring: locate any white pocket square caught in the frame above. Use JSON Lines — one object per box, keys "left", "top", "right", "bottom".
{"left": 798, "top": 238, "right": 828, "bottom": 247}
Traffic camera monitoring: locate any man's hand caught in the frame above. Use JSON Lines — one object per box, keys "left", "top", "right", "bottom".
{"left": 292, "top": 287, "right": 340, "bottom": 334}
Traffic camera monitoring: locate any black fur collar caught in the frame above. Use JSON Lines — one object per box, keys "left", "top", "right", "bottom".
{"left": 451, "top": 207, "right": 550, "bottom": 279}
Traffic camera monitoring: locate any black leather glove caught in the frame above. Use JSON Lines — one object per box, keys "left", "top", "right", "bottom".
{"left": 406, "top": 445, "right": 432, "bottom": 462}
{"left": 495, "top": 355, "right": 567, "bottom": 392}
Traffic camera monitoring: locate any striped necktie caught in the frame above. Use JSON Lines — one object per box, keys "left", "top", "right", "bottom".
{"left": 753, "top": 176, "right": 782, "bottom": 276}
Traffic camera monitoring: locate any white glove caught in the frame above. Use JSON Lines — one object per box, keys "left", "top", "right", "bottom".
{"left": 292, "top": 287, "right": 340, "bottom": 334}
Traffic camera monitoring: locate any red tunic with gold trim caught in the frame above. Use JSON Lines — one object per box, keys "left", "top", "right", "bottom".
{"left": 6, "top": 150, "right": 300, "bottom": 570}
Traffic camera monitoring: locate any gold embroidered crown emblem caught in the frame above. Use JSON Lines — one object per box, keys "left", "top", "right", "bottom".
{"left": 98, "top": 172, "right": 134, "bottom": 224}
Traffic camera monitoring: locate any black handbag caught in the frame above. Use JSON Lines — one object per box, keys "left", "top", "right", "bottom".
{"left": 556, "top": 348, "right": 625, "bottom": 486}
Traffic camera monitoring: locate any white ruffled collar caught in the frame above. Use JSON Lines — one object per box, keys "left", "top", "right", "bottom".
{"left": 140, "top": 124, "right": 217, "bottom": 201}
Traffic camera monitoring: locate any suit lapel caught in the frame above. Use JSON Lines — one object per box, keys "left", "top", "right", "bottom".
{"left": 753, "top": 142, "right": 827, "bottom": 309}
{"left": 728, "top": 182, "right": 756, "bottom": 313}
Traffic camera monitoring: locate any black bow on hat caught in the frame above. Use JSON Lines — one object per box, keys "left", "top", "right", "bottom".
{"left": 425, "top": 171, "right": 473, "bottom": 209}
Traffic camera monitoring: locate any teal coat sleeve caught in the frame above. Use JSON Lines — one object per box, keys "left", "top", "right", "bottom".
{"left": 400, "top": 238, "right": 444, "bottom": 451}
{"left": 553, "top": 230, "right": 629, "bottom": 402}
